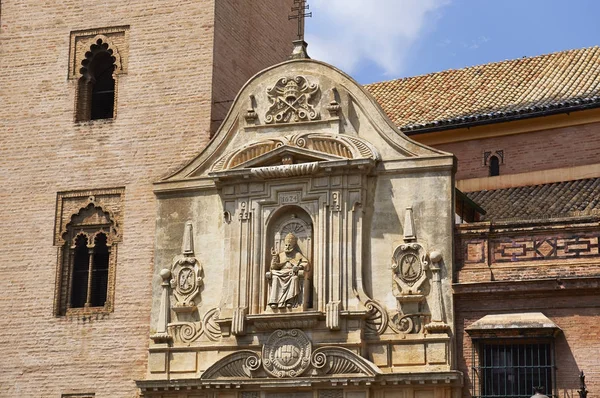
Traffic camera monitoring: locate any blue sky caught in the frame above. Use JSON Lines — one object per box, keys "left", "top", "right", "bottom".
{"left": 305, "top": 0, "right": 600, "bottom": 84}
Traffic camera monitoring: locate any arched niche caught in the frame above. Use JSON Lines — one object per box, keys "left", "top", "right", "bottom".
{"left": 264, "top": 205, "right": 313, "bottom": 312}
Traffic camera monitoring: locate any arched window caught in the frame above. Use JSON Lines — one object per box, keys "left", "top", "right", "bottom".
{"left": 57, "top": 203, "right": 117, "bottom": 315}
{"left": 91, "top": 233, "right": 109, "bottom": 307}
{"left": 71, "top": 234, "right": 90, "bottom": 308}
{"left": 489, "top": 155, "right": 500, "bottom": 177}
{"left": 76, "top": 39, "right": 117, "bottom": 121}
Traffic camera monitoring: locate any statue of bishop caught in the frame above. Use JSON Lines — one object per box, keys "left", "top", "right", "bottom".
{"left": 267, "top": 233, "right": 310, "bottom": 309}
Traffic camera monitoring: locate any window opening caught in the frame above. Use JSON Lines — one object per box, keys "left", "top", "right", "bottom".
{"left": 489, "top": 155, "right": 500, "bottom": 177}
{"left": 70, "top": 234, "right": 89, "bottom": 308}
{"left": 91, "top": 233, "right": 109, "bottom": 307}
{"left": 472, "top": 340, "right": 555, "bottom": 398}
{"left": 76, "top": 39, "right": 117, "bottom": 121}
{"left": 90, "top": 52, "right": 115, "bottom": 119}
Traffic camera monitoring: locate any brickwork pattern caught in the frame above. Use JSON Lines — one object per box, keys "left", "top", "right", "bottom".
{"left": 434, "top": 120, "right": 600, "bottom": 180}
{"left": 0, "top": 1, "right": 295, "bottom": 396}
{"left": 455, "top": 222, "right": 600, "bottom": 283}
{"left": 211, "top": 0, "right": 296, "bottom": 134}
{"left": 455, "top": 291, "right": 600, "bottom": 398}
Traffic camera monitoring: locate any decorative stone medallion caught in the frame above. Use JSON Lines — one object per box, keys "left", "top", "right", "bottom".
{"left": 397, "top": 252, "right": 423, "bottom": 286}
{"left": 171, "top": 256, "right": 203, "bottom": 311}
{"left": 391, "top": 243, "right": 429, "bottom": 296}
{"left": 262, "top": 329, "right": 312, "bottom": 377}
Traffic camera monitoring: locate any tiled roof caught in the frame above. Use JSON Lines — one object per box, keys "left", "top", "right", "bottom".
{"left": 365, "top": 47, "right": 600, "bottom": 132}
{"left": 465, "top": 178, "right": 600, "bottom": 221}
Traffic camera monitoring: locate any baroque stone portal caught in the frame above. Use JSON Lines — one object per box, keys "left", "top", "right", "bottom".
{"left": 267, "top": 233, "right": 310, "bottom": 309}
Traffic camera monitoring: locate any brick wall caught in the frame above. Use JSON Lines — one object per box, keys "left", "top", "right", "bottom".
{"left": 455, "top": 219, "right": 600, "bottom": 398}
{"left": 455, "top": 289, "right": 600, "bottom": 398}
{"left": 211, "top": 0, "right": 296, "bottom": 133}
{"left": 433, "top": 120, "right": 600, "bottom": 180}
{"left": 0, "top": 1, "right": 294, "bottom": 396}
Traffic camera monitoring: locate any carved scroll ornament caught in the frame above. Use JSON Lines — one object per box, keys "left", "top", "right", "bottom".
{"left": 200, "top": 329, "right": 382, "bottom": 380}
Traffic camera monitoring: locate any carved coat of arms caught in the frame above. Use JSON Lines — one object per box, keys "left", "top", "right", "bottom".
{"left": 265, "top": 76, "right": 320, "bottom": 124}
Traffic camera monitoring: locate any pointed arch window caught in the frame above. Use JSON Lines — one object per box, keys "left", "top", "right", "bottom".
{"left": 76, "top": 38, "right": 118, "bottom": 121}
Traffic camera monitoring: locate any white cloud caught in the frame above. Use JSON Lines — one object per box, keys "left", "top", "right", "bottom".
{"left": 305, "top": 0, "right": 450, "bottom": 77}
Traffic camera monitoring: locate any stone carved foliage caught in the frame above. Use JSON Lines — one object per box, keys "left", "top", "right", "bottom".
{"left": 211, "top": 132, "right": 379, "bottom": 174}
{"left": 265, "top": 76, "right": 319, "bottom": 124}
{"left": 200, "top": 329, "right": 382, "bottom": 380}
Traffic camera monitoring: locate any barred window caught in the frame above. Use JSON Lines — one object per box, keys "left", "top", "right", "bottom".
{"left": 472, "top": 340, "right": 555, "bottom": 398}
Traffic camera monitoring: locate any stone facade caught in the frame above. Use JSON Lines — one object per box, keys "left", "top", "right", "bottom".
{"left": 0, "top": 1, "right": 295, "bottom": 396}
{"left": 138, "top": 57, "right": 461, "bottom": 398}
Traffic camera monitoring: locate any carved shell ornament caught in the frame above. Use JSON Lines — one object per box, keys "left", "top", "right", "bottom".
{"left": 265, "top": 76, "right": 320, "bottom": 124}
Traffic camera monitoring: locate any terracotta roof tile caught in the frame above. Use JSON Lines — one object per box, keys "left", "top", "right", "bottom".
{"left": 365, "top": 47, "right": 600, "bottom": 132}
{"left": 465, "top": 178, "right": 600, "bottom": 221}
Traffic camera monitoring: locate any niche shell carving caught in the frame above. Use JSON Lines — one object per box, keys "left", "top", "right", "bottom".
{"left": 265, "top": 76, "right": 320, "bottom": 124}
{"left": 262, "top": 329, "right": 312, "bottom": 378}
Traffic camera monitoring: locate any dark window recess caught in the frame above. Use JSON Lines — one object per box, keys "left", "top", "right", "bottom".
{"left": 473, "top": 341, "right": 555, "bottom": 398}
{"left": 91, "top": 233, "right": 109, "bottom": 307}
{"left": 76, "top": 39, "right": 117, "bottom": 121}
{"left": 90, "top": 52, "right": 115, "bottom": 120}
{"left": 69, "top": 233, "right": 109, "bottom": 309}
{"left": 489, "top": 155, "right": 500, "bottom": 177}
{"left": 70, "top": 234, "right": 89, "bottom": 308}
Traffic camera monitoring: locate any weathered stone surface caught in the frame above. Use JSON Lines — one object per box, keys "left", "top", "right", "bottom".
{"left": 141, "top": 57, "right": 460, "bottom": 396}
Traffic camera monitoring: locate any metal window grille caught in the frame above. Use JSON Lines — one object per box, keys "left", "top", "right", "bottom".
{"left": 472, "top": 340, "right": 556, "bottom": 398}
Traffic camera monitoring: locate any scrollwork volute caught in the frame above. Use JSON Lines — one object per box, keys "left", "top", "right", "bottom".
{"left": 200, "top": 329, "right": 382, "bottom": 380}
{"left": 265, "top": 76, "right": 320, "bottom": 124}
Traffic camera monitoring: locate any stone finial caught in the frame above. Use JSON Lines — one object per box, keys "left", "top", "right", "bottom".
{"left": 403, "top": 207, "right": 416, "bottom": 241}
{"left": 182, "top": 221, "right": 194, "bottom": 256}
{"left": 151, "top": 268, "right": 173, "bottom": 344}
{"left": 290, "top": 40, "right": 310, "bottom": 60}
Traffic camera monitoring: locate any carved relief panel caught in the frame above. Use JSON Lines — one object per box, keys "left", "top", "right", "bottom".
{"left": 265, "top": 76, "right": 320, "bottom": 124}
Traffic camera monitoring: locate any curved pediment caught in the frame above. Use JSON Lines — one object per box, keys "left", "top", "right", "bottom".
{"left": 155, "top": 58, "right": 453, "bottom": 192}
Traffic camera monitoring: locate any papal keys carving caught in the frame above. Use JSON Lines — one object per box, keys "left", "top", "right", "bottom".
{"left": 265, "top": 75, "right": 320, "bottom": 124}
{"left": 267, "top": 233, "right": 310, "bottom": 309}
